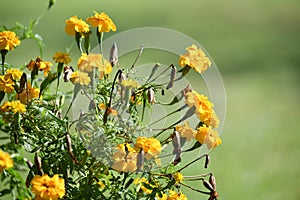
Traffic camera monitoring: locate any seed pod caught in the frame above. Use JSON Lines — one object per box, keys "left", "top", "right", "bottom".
{"left": 147, "top": 87, "right": 156, "bottom": 105}
{"left": 63, "top": 66, "right": 74, "bottom": 82}
{"left": 166, "top": 65, "right": 176, "bottom": 89}
{"left": 172, "top": 129, "right": 182, "bottom": 165}
{"left": 204, "top": 155, "right": 210, "bottom": 169}
{"left": 34, "top": 153, "right": 43, "bottom": 175}
{"left": 209, "top": 174, "right": 217, "bottom": 190}
{"left": 161, "top": 88, "right": 165, "bottom": 96}
{"left": 19, "top": 73, "right": 27, "bottom": 93}
{"left": 136, "top": 148, "right": 144, "bottom": 172}
{"left": 110, "top": 43, "right": 118, "bottom": 67}
{"left": 202, "top": 179, "right": 214, "bottom": 192}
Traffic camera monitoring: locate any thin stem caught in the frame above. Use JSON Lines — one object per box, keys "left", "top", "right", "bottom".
{"left": 1, "top": 50, "right": 7, "bottom": 75}
{"left": 177, "top": 154, "right": 208, "bottom": 172}
{"left": 97, "top": 30, "right": 105, "bottom": 64}
{"left": 131, "top": 46, "right": 144, "bottom": 69}
{"left": 179, "top": 182, "right": 211, "bottom": 195}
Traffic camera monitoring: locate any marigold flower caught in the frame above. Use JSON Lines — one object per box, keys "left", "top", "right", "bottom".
{"left": 179, "top": 44, "right": 211, "bottom": 74}
{"left": 184, "top": 90, "right": 219, "bottom": 127}
{"left": 135, "top": 137, "right": 161, "bottom": 160}
{"left": 86, "top": 11, "right": 116, "bottom": 32}
{"left": 70, "top": 71, "right": 91, "bottom": 86}
{"left": 0, "top": 74, "right": 15, "bottom": 93}
{"left": 16, "top": 83, "right": 40, "bottom": 104}
{"left": 167, "top": 190, "right": 188, "bottom": 200}
{"left": 53, "top": 52, "right": 71, "bottom": 64}
{"left": 98, "top": 181, "right": 105, "bottom": 189}
{"left": 31, "top": 174, "right": 65, "bottom": 200}
{"left": 0, "top": 149, "right": 13, "bottom": 173}
{"left": 77, "top": 53, "right": 101, "bottom": 72}
{"left": 0, "top": 31, "right": 21, "bottom": 51}
{"left": 5, "top": 68, "right": 23, "bottom": 80}
{"left": 0, "top": 100, "right": 26, "bottom": 113}
{"left": 98, "top": 103, "right": 118, "bottom": 116}
{"left": 65, "top": 15, "right": 90, "bottom": 36}
{"left": 27, "top": 57, "right": 53, "bottom": 77}
{"left": 175, "top": 121, "right": 196, "bottom": 141}
{"left": 112, "top": 143, "right": 137, "bottom": 172}
{"left": 173, "top": 172, "right": 184, "bottom": 183}
{"left": 134, "top": 177, "right": 158, "bottom": 194}
{"left": 195, "top": 125, "right": 222, "bottom": 149}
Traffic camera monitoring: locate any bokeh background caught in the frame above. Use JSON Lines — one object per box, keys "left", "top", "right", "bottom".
{"left": 1, "top": 0, "right": 300, "bottom": 199}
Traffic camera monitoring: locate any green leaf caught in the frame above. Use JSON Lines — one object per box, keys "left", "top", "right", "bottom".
{"left": 39, "top": 72, "right": 57, "bottom": 97}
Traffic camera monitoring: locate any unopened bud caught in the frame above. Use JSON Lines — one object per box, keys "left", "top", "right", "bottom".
{"left": 202, "top": 179, "right": 214, "bottom": 192}
{"left": 136, "top": 148, "right": 144, "bottom": 172}
{"left": 147, "top": 87, "right": 156, "bottom": 105}
{"left": 172, "top": 129, "right": 182, "bottom": 165}
{"left": 161, "top": 89, "right": 165, "bottom": 96}
{"left": 110, "top": 43, "right": 118, "bottom": 67}
{"left": 63, "top": 66, "right": 74, "bottom": 82}
{"left": 209, "top": 174, "right": 217, "bottom": 190}
{"left": 204, "top": 155, "right": 210, "bottom": 169}
{"left": 19, "top": 73, "right": 27, "bottom": 92}
{"left": 166, "top": 65, "right": 176, "bottom": 89}
{"left": 34, "top": 153, "right": 43, "bottom": 175}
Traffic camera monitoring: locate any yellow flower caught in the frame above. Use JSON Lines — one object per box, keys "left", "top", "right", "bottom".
{"left": 98, "top": 103, "right": 118, "bottom": 116}
{"left": 86, "top": 11, "right": 116, "bottom": 32}
{"left": 70, "top": 71, "right": 91, "bottom": 86}
{"left": 178, "top": 44, "right": 211, "bottom": 74}
{"left": 0, "top": 31, "right": 20, "bottom": 51}
{"left": 97, "top": 181, "right": 105, "bottom": 189}
{"left": 134, "top": 177, "right": 158, "bottom": 194}
{"left": 53, "top": 52, "right": 71, "bottom": 64}
{"left": 121, "top": 79, "right": 139, "bottom": 88}
{"left": 98, "top": 59, "right": 112, "bottom": 79}
{"left": 16, "top": 83, "right": 40, "bottom": 104}
{"left": 135, "top": 137, "right": 162, "bottom": 160}
{"left": 5, "top": 68, "right": 23, "bottom": 80}
{"left": 175, "top": 121, "right": 196, "bottom": 141}
{"left": 0, "top": 74, "right": 15, "bottom": 93}
{"left": 31, "top": 174, "right": 65, "bottom": 200}
{"left": 112, "top": 143, "right": 137, "bottom": 172}
{"left": 0, "top": 100, "right": 26, "bottom": 113}
{"left": 167, "top": 190, "right": 188, "bottom": 200}
{"left": 195, "top": 125, "right": 222, "bottom": 149}
{"left": 0, "top": 149, "right": 13, "bottom": 173}
{"left": 27, "top": 57, "right": 53, "bottom": 77}
{"left": 173, "top": 172, "right": 184, "bottom": 183}
{"left": 184, "top": 90, "right": 219, "bottom": 127}
{"left": 65, "top": 15, "right": 90, "bottom": 36}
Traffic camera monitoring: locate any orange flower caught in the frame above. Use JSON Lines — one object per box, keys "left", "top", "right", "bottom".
{"left": 0, "top": 100, "right": 26, "bottom": 113}
{"left": 86, "top": 11, "right": 116, "bottom": 32}
{"left": 135, "top": 137, "right": 161, "bottom": 160}
{"left": 69, "top": 71, "right": 91, "bottom": 86}
{"left": 53, "top": 52, "right": 71, "bottom": 64}
{"left": 175, "top": 121, "right": 196, "bottom": 141}
{"left": 0, "top": 149, "right": 13, "bottom": 173}
{"left": 0, "top": 31, "right": 20, "bottom": 51}
{"left": 195, "top": 125, "right": 222, "bottom": 149}
{"left": 65, "top": 15, "right": 90, "bottom": 36}
{"left": 16, "top": 82, "right": 40, "bottom": 104}
{"left": 112, "top": 143, "right": 137, "bottom": 172}
{"left": 27, "top": 57, "right": 52, "bottom": 77}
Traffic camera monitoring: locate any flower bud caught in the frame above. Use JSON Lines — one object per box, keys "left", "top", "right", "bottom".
{"left": 19, "top": 72, "right": 27, "bottom": 93}
{"left": 63, "top": 66, "right": 74, "bottom": 82}
{"left": 34, "top": 153, "right": 43, "bottom": 175}
{"left": 209, "top": 174, "right": 217, "bottom": 190}
{"left": 166, "top": 65, "right": 176, "bottom": 89}
{"left": 204, "top": 155, "right": 210, "bottom": 169}
{"left": 110, "top": 43, "right": 118, "bottom": 67}
{"left": 147, "top": 87, "right": 155, "bottom": 105}
{"left": 136, "top": 148, "right": 144, "bottom": 172}
{"left": 26, "top": 160, "right": 33, "bottom": 169}
{"left": 172, "top": 129, "right": 182, "bottom": 165}
{"left": 202, "top": 179, "right": 214, "bottom": 192}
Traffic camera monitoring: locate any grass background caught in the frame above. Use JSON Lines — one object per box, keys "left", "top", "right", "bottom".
{"left": 1, "top": 0, "right": 300, "bottom": 199}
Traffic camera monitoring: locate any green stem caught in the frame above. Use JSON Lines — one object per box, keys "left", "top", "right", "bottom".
{"left": 1, "top": 50, "right": 8, "bottom": 75}
{"left": 97, "top": 30, "right": 105, "bottom": 64}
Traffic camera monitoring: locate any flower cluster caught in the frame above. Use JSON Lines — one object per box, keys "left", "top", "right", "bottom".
{"left": 0, "top": 8, "right": 222, "bottom": 200}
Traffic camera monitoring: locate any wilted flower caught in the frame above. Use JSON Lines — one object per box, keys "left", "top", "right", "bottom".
{"left": 86, "top": 11, "right": 116, "bottom": 32}
{"left": 16, "top": 82, "right": 40, "bottom": 104}
{"left": 27, "top": 57, "right": 53, "bottom": 77}
{"left": 0, "top": 149, "right": 13, "bottom": 173}
{"left": 70, "top": 71, "right": 91, "bottom": 86}
{"left": 112, "top": 143, "right": 137, "bottom": 172}
{"left": 0, "top": 100, "right": 26, "bottom": 113}
{"left": 31, "top": 174, "right": 65, "bottom": 200}
{"left": 179, "top": 44, "right": 211, "bottom": 74}
{"left": 65, "top": 15, "right": 90, "bottom": 36}
{"left": 63, "top": 66, "right": 74, "bottom": 82}
{"left": 195, "top": 125, "right": 222, "bottom": 149}
{"left": 0, "top": 31, "right": 20, "bottom": 51}
{"left": 53, "top": 52, "right": 71, "bottom": 64}
{"left": 135, "top": 137, "right": 161, "bottom": 160}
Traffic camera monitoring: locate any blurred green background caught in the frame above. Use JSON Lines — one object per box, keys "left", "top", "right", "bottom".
{"left": 1, "top": 0, "right": 300, "bottom": 199}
